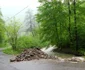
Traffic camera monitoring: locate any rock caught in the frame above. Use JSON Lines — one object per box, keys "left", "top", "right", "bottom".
{"left": 10, "top": 59, "right": 15, "bottom": 62}
{"left": 68, "top": 57, "right": 85, "bottom": 62}
{"left": 57, "top": 57, "right": 65, "bottom": 62}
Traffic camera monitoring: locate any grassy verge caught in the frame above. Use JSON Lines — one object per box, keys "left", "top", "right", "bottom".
{"left": 3, "top": 47, "right": 21, "bottom": 55}
{"left": 0, "top": 44, "right": 6, "bottom": 48}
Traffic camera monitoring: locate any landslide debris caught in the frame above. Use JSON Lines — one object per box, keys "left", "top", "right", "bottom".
{"left": 10, "top": 48, "right": 56, "bottom": 62}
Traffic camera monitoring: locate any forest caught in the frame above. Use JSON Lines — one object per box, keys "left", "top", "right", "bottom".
{"left": 0, "top": 0, "right": 85, "bottom": 56}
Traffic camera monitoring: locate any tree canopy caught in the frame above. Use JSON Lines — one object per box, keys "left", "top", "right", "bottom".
{"left": 36, "top": 0, "right": 85, "bottom": 55}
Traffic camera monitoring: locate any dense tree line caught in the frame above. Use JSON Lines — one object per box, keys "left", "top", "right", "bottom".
{"left": 36, "top": 0, "right": 85, "bottom": 55}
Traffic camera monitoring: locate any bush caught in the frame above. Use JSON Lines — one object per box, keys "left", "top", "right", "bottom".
{"left": 3, "top": 47, "right": 21, "bottom": 55}
{"left": 17, "top": 35, "right": 49, "bottom": 50}
{"left": 0, "top": 43, "right": 6, "bottom": 48}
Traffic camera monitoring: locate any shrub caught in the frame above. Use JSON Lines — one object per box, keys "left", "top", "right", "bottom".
{"left": 3, "top": 47, "right": 21, "bottom": 55}
{"left": 17, "top": 35, "right": 49, "bottom": 50}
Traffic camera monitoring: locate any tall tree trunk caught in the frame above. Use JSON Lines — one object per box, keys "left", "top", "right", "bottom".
{"left": 68, "top": 0, "right": 71, "bottom": 48}
{"left": 73, "top": 0, "right": 78, "bottom": 55}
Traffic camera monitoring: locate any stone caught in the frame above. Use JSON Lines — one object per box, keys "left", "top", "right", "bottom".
{"left": 68, "top": 57, "right": 85, "bottom": 62}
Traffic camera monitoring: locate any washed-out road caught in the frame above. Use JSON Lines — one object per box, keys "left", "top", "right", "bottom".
{"left": 0, "top": 49, "right": 85, "bottom": 70}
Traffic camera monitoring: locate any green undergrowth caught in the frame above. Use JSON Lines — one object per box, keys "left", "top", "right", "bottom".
{"left": 0, "top": 43, "right": 6, "bottom": 48}
{"left": 3, "top": 47, "right": 21, "bottom": 55}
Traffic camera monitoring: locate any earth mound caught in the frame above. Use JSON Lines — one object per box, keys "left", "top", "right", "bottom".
{"left": 10, "top": 48, "right": 56, "bottom": 62}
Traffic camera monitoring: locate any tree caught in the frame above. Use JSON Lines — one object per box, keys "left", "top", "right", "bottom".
{"left": 36, "top": 0, "right": 85, "bottom": 55}
{"left": 0, "top": 8, "right": 5, "bottom": 47}
{"left": 6, "top": 19, "right": 21, "bottom": 50}
{"left": 24, "top": 9, "right": 36, "bottom": 36}
{"left": 73, "top": 0, "right": 85, "bottom": 54}
{"left": 73, "top": 0, "right": 78, "bottom": 54}
{"left": 67, "top": 0, "right": 71, "bottom": 47}
{"left": 36, "top": 0, "right": 68, "bottom": 48}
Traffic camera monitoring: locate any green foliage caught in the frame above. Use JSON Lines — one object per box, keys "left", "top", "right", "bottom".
{"left": 0, "top": 8, "right": 5, "bottom": 47}
{"left": 5, "top": 18, "right": 49, "bottom": 51}
{"left": 16, "top": 26, "right": 49, "bottom": 49}
{"left": 2, "top": 0, "right": 85, "bottom": 56}
{"left": 36, "top": 0, "right": 69, "bottom": 47}
{"left": 6, "top": 19, "right": 21, "bottom": 50}
{"left": 36, "top": 0, "right": 85, "bottom": 55}
{"left": 3, "top": 47, "right": 21, "bottom": 55}
{"left": 17, "top": 33, "right": 49, "bottom": 50}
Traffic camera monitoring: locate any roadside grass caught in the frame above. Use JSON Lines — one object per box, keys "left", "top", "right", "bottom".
{"left": 0, "top": 44, "right": 7, "bottom": 48}
{"left": 3, "top": 47, "right": 21, "bottom": 55}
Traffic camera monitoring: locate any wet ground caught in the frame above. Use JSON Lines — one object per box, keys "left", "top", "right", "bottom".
{"left": 0, "top": 49, "right": 18, "bottom": 70}
{"left": 10, "top": 59, "right": 85, "bottom": 70}
{"left": 0, "top": 48, "right": 85, "bottom": 70}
